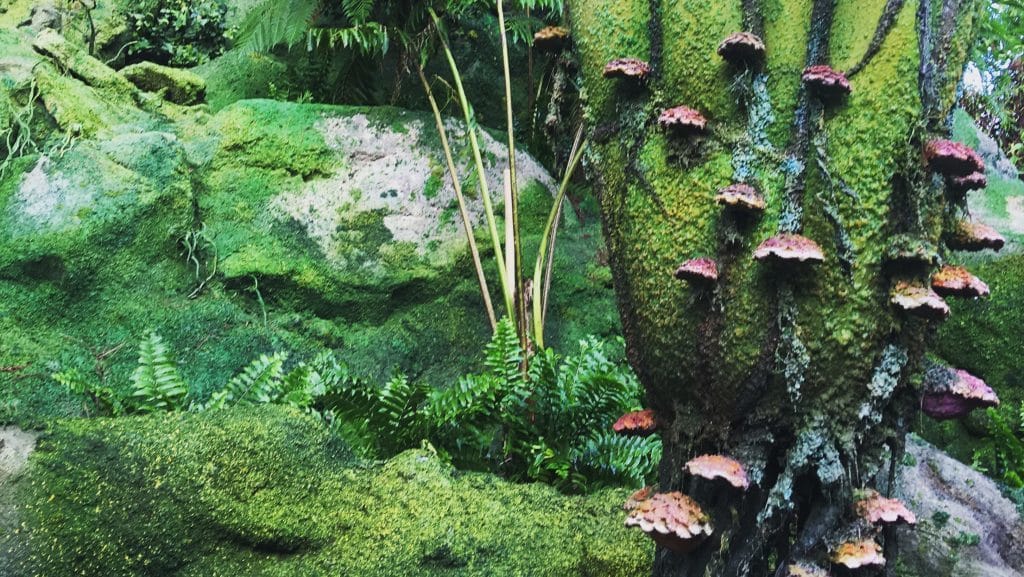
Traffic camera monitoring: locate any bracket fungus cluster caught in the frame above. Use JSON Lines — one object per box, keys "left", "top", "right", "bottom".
{"left": 754, "top": 234, "right": 826, "bottom": 265}
{"left": 533, "top": 26, "right": 569, "bottom": 51}
{"left": 853, "top": 489, "right": 917, "bottom": 526}
{"left": 624, "top": 491, "right": 713, "bottom": 553}
{"left": 602, "top": 57, "right": 650, "bottom": 81}
{"left": 715, "top": 183, "right": 766, "bottom": 214}
{"left": 612, "top": 408, "right": 658, "bottom": 437}
{"left": 658, "top": 106, "right": 708, "bottom": 135}
{"left": 831, "top": 538, "right": 885, "bottom": 570}
{"left": 674, "top": 258, "right": 719, "bottom": 284}
{"left": 946, "top": 220, "right": 1006, "bottom": 252}
{"left": 684, "top": 455, "right": 750, "bottom": 490}
{"left": 624, "top": 456, "right": 749, "bottom": 553}
{"left": 930, "top": 265, "right": 990, "bottom": 298}
{"left": 924, "top": 139, "right": 985, "bottom": 177}
{"left": 890, "top": 281, "right": 950, "bottom": 321}
{"left": 922, "top": 367, "right": 1000, "bottom": 420}
{"left": 717, "top": 32, "right": 766, "bottom": 65}
{"left": 784, "top": 563, "right": 831, "bottom": 577}
{"left": 802, "top": 65, "right": 851, "bottom": 100}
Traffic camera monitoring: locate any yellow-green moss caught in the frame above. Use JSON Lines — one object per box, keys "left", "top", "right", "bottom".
{"left": 6, "top": 407, "right": 651, "bottom": 576}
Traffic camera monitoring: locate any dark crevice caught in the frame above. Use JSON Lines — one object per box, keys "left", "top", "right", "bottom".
{"left": 742, "top": 0, "right": 766, "bottom": 37}
{"left": 918, "top": 0, "right": 938, "bottom": 122}
{"left": 647, "top": 0, "right": 664, "bottom": 79}
{"left": 847, "top": 0, "right": 907, "bottom": 77}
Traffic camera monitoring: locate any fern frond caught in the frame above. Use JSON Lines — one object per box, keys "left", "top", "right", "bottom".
{"left": 204, "top": 352, "right": 288, "bottom": 410}
{"left": 129, "top": 332, "right": 188, "bottom": 413}
{"left": 235, "top": 0, "right": 322, "bottom": 53}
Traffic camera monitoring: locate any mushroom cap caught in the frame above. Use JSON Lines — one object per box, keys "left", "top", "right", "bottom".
{"left": 684, "top": 454, "right": 750, "bottom": 490}
{"left": 784, "top": 563, "right": 831, "bottom": 577}
{"left": 622, "top": 486, "right": 655, "bottom": 511}
{"left": 831, "top": 538, "right": 885, "bottom": 569}
{"left": 658, "top": 106, "right": 708, "bottom": 134}
{"left": 715, "top": 183, "right": 766, "bottom": 212}
{"left": 533, "top": 26, "right": 569, "bottom": 51}
{"left": 925, "top": 139, "right": 985, "bottom": 177}
{"left": 612, "top": 409, "right": 658, "bottom": 437}
{"left": 947, "top": 220, "right": 1005, "bottom": 252}
{"left": 802, "top": 65, "right": 851, "bottom": 98}
{"left": 948, "top": 171, "right": 987, "bottom": 196}
{"left": 754, "top": 234, "right": 825, "bottom": 264}
{"left": 890, "top": 281, "right": 950, "bottom": 321}
{"left": 603, "top": 58, "right": 651, "bottom": 80}
{"left": 674, "top": 258, "right": 719, "bottom": 283}
{"left": 931, "top": 265, "right": 990, "bottom": 298}
{"left": 717, "top": 32, "right": 766, "bottom": 64}
{"left": 854, "top": 489, "right": 917, "bottom": 526}
{"left": 922, "top": 367, "right": 999, "bottom": 420}
{"left": 624, "top": 491, "right": 713, "bottom": 553}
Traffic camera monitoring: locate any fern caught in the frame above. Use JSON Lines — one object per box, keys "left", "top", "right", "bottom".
{"left": 202, "top": 352, "right": 288, "bottom": 410}
{"left": 52, "top": 369, "right": 122, "bottom": 416}
{"left": 236, "top": 0, "right": 321, "bottom": 53}
{"left": 129, "top": 333, "right": 188, "bottom": 413}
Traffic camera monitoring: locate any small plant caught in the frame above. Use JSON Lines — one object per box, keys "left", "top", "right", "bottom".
{"left": 129, "top": 332, "right": 189, "bottom": 413}
{"left": 125, "top": 0, "right": 230, "bottom": 66}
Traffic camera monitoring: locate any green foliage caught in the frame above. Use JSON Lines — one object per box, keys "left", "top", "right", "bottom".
{"left": 971, "top": 404, "right": 1024, "bottom": 496}
{"left": 126, "top": 0, "right": 230, "bottom": 66}
{"left": 201, "top": 351, "right": 287, "bottom": 410}
{"left": 129, "top": 332, "right": 189, "bottom": 413}
{"left": 322, "top": 318, "right": 660, "bottom": 492}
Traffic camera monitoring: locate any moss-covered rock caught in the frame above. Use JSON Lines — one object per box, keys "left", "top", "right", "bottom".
{"left": 2, "top": 406, "right": 651, "bottom": 576}
{"left": 0, "top": 25, "right": 619, "bottom": 426}
{"left": 121, "top": 61, "right": 206, "bottom": 105}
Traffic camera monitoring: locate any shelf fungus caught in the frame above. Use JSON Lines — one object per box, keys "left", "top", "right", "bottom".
{"left": 754, "top": 234, "right": 825, "bottom": 264}
{"left": 715, "top": 183, "right": 766, "bottom": 213}
{"left": 658, "top": 106, "right": 708, "bottom": 135}
{"left": 931, "top": 265, "right": 990, "bottom": 298}
{"left": 801, "top": 65, "right": 851, "bottom": 100}
{"left": 683, "top": 454, "right": 750, "bottom": 490}
{"left": 831, "top": 538, "right": 885, "bottom": 570}
{"left": 784, "top": 563, "right": 831, "bottom": 577}
{"left": 603, "top": 58, "right": 651, "bottom": 81}
{"left": 946, "top": 220, "right": 1005, "bottom": 252}
{"left": 924, "top": 139, "right": 985, "bottom": 177}
{"left": 854, "top": 489, "right": 917, "bottom": 526}
{"left": 922, "top": 367, "right": 1000, "bottom": 420}
{"left": 533, "top": 26, "right": 569, "bottom": 51}
{"left": 717, "top": 32, "right": 766, "bottom": 65}
{"left": 674, "top": 258, "right": 718, "bottom": 284}
{"left": 890, "top": 282, "right": 950, "bottom": 321}
{"left": 624, "top": 491, "right": 713, "bottom": 553}
{"left": 622, "top": 486, "right": 655, "bottom": 511}
{"left": 612, "top": 409, "right": 658, "bottom": 437}
{"left": 948, "top": 171, "right": 987, "bottom": 197}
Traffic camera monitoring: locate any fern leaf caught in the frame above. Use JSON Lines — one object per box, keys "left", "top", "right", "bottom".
{"left": 205, "top": 352, "right": 288, "bottom": 410}
{"left": 236, "top": 0, "right": 322, "bottom": 53}
{"left": 129, "top": 332, "right": 188, "bottom": 413}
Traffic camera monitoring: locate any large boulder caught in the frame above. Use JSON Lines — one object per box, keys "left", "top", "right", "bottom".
{"left": 0, "top": 27, "right": 618, "bottom": 426}
{"left": 897, "top": 435, "right": 1024, "bottom": 577}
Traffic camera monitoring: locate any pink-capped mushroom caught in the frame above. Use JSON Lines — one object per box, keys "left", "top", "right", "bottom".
{"left": 624, "top": 491, "right": 713, "bottom": 553}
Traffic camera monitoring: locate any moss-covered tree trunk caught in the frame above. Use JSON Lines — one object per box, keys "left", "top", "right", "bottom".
{"left": 569, "top": 0, "right": 981, "bottom": 575}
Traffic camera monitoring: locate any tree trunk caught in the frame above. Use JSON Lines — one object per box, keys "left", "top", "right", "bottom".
{"left": 568, "top": 0, "right": 981, "bottom": 575}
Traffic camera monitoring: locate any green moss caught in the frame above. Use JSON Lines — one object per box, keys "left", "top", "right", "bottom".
{"left": 6, "top": 407, "right": 650, "bottom": 576}
{"left": 121, "top": 61, "right": 206, "bottom": 105}
{"left": 195, "top": 50, "right": 289, "bottom": 112}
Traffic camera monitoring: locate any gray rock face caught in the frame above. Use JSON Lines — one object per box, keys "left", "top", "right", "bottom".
{"left": 897, "top": 435, "right": 1024, "bottom": 577}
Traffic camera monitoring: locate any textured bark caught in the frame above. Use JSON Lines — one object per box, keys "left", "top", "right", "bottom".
{"left": 569, "top": 0, "right": 981, "bottom": 575}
